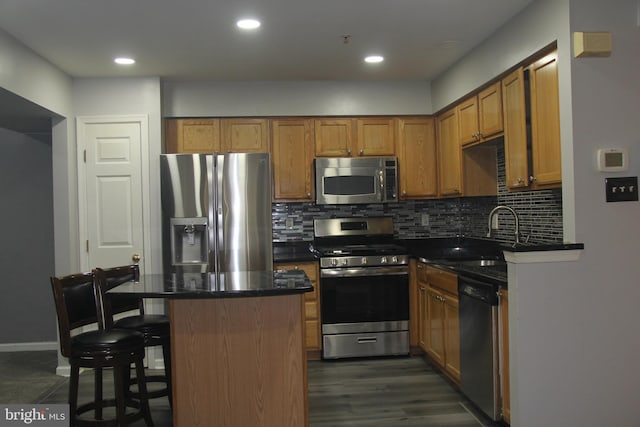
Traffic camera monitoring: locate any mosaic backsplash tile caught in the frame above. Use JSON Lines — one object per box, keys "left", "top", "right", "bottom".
{"left": 272, "top": 143, "right": 563, "bottom": 244}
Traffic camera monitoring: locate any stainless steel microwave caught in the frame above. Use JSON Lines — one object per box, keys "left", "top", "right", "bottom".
{"left": 314, "top": 157, "right": 398, "bottom": 205}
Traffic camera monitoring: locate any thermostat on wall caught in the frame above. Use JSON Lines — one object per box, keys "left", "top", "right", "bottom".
{"left": 596, "top": 148, "right": 628, "bottom": 172}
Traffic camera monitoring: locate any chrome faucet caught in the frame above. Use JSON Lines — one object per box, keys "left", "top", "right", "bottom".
{"left": 487, "top": 205, "right": 522, "bottom": 245}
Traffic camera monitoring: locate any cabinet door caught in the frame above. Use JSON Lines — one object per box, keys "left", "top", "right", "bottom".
{"left": 437, "top": 108, "right": 462, "bottom": 196}
{"left": 314, "top": 119, "right": 354, "bottom": 156}
{"left": 221, "top": 118, "right": 269, "bottom": 153}
{"left": 502, "top": 67, "right": 529, "bottom": 189}
{"left": 355, "top": 118, "right": 395, "bottom": 156}
{"left": 165, "top": 119, "right": 221, "bottom": 153}
{"left": 274, "top": 262, "right": 321, "bottom": 351}
{"left": 397, "top": 117, "right": 438, "bottom": 199}
{"left": 418, "top": 283, "right": 428, "bottom": 352}
{"left": 426, "top": 287, "right": 445, "bottom": 366}
{"left": 271, "top": 119, "right": 314, "bottom": 200}
{"left": 478, "top": 82, "right": 503, "bottom": 139}
{"left": 458, "top": 96, "right": 479, "bottom": 146}
{"left": 499, "top": 288, "right": 510, "bottom": 424}
{"left": 528, "top": 51, "right": 562, "bottom": 187}
{"left": 443, "top": 293, "right": 460, "bottom": 383}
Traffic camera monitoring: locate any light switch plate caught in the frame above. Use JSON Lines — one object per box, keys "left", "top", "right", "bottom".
{"left": 605, "top": 176, "right": 639, "bottom": 202}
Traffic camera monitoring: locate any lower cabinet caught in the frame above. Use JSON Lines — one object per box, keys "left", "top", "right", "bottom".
{"left": 499, "top": 288, "right": 511, "bottom": 424}
{"left": 417, "top": 262, "right": 460, "bottom": 384}
{"left": 274, "top": 262, "right": 321, "bottom": 357}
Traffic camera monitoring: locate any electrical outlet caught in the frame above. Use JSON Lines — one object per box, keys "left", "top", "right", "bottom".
{"left": 421, "top": 214, "right": 429, "bottom": 226}
{"left": 285, "top": 217, "right": 294, "bottom": 229}
{"left": 492, "top": 214, "right": 499, "bottom": 230}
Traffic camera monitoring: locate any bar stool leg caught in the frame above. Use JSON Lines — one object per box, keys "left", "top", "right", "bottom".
{"left": 134, "top": 356, "right": 155, "bottom": 426}
{"left": 68, "top": 363, "right": 80, "bottom": 424}
{"left": 113, "top": 364, "right": 128, "bottom": 425}
{"left": 162, "top": 342, "right": 173, "bottom": 409}
{"left": 94, "top": 367, "right": 103, "bottom": 420}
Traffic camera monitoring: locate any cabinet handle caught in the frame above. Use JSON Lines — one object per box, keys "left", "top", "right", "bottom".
{"left": 306, "top": 192, "right": 311, "bottom": 197}
{"left": 360, "top": 149, "right": 364, "bottom": 156}
{"left": 347, "top": 149, "right": 352, "bottom": 156}
{"left": 529, "top": 175, "right": 537, "bottom": 183}
{"left": 517, "top": 178, "right": 525, "bottom": 184}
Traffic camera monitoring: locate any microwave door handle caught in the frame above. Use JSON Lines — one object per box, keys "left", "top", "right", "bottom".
{"left": 378, "top": 170, "right": 384, "bottom": 201}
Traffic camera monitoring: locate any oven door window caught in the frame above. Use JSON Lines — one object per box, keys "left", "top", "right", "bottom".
{"left": 321, "top": 274, "right": 409, "bottom": 324}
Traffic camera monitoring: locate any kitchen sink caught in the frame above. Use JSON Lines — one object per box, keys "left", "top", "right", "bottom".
{"left": 457, "top": 259, "right": 506, "bottom": 267}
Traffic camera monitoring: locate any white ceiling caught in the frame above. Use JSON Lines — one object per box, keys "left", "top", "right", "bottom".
{"left": 0, "top": 0, "right": 534, "bottom": 81}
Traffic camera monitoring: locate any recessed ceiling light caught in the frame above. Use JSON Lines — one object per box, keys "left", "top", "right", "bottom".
{"left": 114, "top": 57, "right": 135, "bottom": 65}
{"left": 237, "top": 19, "right": 261, "bottom": 30}
{"left": 364, "top": 55, "right": 384, "bottom": 64}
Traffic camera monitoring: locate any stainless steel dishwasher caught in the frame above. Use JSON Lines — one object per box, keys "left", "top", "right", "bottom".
{"left": 458, "top": 274, "right": 500, "bottom": 421}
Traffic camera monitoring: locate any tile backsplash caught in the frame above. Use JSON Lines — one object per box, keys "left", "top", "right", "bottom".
{"left": 273, "top": 143, "right": 563, "bottom": 244}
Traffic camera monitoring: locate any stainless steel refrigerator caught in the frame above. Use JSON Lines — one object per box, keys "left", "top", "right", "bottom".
{"left": 160, "top": 152, "right": 273, "bottom": 273}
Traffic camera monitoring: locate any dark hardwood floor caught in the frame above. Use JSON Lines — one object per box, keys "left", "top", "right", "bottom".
{"left": 13, "top": 352, "right": 492, "bottom": 426}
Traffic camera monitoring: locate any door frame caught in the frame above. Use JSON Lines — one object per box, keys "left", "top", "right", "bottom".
{"left": 76, "top": 115, "right": 152, "bottom": 275}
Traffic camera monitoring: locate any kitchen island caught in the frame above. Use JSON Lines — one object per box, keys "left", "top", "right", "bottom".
{"left": 108, "top": 269, "right": 313, "bottom": 427}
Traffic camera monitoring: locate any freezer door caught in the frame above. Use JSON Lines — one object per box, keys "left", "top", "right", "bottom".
{"left": 214, "top": 153, "right": 273, "bottom": 272}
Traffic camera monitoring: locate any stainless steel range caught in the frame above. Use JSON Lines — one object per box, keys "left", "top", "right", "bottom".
{"left": 312, "top": 217, "right": 409, "bottom": 359}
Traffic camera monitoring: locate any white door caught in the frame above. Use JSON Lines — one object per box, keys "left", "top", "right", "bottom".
{"left": 78, "top": 116, "right": 146, "bottom": 272}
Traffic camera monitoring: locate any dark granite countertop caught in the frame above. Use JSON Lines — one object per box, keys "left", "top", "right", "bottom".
{"left": 500, "top": 242, "right": 584, "bottom": 252}
{"left": 107, "top": 269, "right": 313, "bottom": 299}
{"left": 273, "top": 241, "right": 317, "bottom": 263}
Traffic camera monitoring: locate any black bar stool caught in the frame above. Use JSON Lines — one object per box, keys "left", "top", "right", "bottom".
{"left": 50, "top": 272, "right": 154, "bottom": 426}
{"left": 94, "top": 265, "right": 172, "bottom": 408}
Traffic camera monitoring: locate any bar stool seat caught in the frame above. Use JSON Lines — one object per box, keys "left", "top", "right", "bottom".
{"left": 95, "top": 266, "right": 172, "bottom": 405}
{"left": 50, "top": 272, "right": 154, "bottom": 427}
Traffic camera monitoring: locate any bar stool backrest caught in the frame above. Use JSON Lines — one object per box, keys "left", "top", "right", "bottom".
{"left": 94, "top": 265, "right": 142, "bottom": 329}
{"left": 50, "top": 272, "right": 103, "bottom": 358}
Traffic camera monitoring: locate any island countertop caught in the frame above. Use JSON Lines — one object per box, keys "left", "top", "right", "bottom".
{"left": 107, "top": 269, "right": 313, "bottom": 299}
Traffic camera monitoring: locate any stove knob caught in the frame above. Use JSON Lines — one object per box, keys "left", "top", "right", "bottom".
{"left": 381, "top": 256, "right": 388, "bottom": 264}
{"left": 391, "top": 256, "right": 398, "bottom": 264}
{"left": 341, "top": 258, "right": 348, "bottom": 266}
{"left": 361, "top": 257, "right": 368, "bottom": 265}
{"left": 331, "top": 259, "right": 338, "bottom": 266}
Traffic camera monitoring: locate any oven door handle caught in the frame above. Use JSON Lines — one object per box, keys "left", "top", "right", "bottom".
{"left": 321, "top": 266, "right": 408, "bottom": 278}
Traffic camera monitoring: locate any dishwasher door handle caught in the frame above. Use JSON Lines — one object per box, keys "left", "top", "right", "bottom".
{"left": 357, "top": 337, "right": 378, "bottom": 344}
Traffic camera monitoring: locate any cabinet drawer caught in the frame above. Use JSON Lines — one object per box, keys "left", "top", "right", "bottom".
{"left": 426, "top": 265, "right": 458, "bottom": 295}
{"left": 305, "top": 300, "right": 318, "bottom": 320}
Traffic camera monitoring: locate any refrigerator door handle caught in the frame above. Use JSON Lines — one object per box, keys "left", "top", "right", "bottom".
{"left": 207, "top": 154, "right": 218, "bottom": 273}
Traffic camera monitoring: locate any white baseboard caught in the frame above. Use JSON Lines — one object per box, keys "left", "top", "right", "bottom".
{"left": 0, "top": 341, "right": 58, "bottom": 352}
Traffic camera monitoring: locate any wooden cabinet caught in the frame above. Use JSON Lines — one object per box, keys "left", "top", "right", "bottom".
{"left": 165, "top": 118, "right": 268, "bottom": 154}
{"left": 314, "top": 119, "right": 354, "bottom": 157}
{"left": 417, "top": 263, "right": 460, "bottom": 384}
{"left": 315, "top": 117, "right": 395, "bottom": 157}
{"left": 397, "top": 117, "right": 438, "bottom": 199}
{"left": 271, "top": 119, "right": 314, "bottom": 201}
{"left": 501, "top": 67, "right": 529, "bottom": 190}
{"left": 499, "top": 288, "right": 510, "bottom": 424}
{"left": 356, "top": 118, "right": 396, "bottom": 156}
{"left": 502, "top": 50, "right": 562, "bottom": 191}
{"left": 165, "top": 118, "right": 221, "bottom": 153}
{"left": 528, "top": 51, "right": 562, "bottom": 188}
{"left": 221, "top": 118, "right": 269, "bottom": 153}
{"left": 274, "top": 262, "right": 321, "bottom": 356}
{"left": 458, "top": 82, "right": 503, "bottom": 147}
{"left": 436, "top": 108, "right": 462, "bottom": 197}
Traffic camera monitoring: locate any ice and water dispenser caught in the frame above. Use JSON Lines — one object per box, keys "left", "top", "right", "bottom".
{"left": 170, "top": 217, "right": 209, "bottom": 266}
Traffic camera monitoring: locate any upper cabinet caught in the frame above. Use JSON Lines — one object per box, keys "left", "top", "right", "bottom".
{"left": 314, "top": 119, "right": 355, "bottom": 157}
{"left": 221, "top": 118, "right": 270, "bottom": 153}
{"left": 501, "top": 50, "right": 562, "bottom": 191}
{"left": 356, "top": 118, "right": 396, "bottom": 156}
{"left": 165, "top": 119, "right": 221, "bottom": 153}
{"left": 437, "top": 108, "right": 462, "bottom": 197}
{"left": 502, "top": 68, "right": 529, "bottom": 189}
{"left": 271, "top": 119, "right": 314, "bottom": 201}
{"left": 458, "top": 82, "right": 503, "bottom": 147}
{"left": 528, "top": 51, "right": 562, "bottom": 188}
{"left": 314, "top": 118, "right": 395, "bottom": 157}
{"left": 396, "top": 117, "right": 438, "bottom": 199}
{"left": 165, "top": 118, "right": 268, "bottom": 154}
